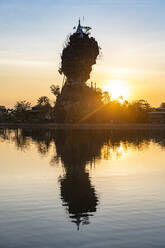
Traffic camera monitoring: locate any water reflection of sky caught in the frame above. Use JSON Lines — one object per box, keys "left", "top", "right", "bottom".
{"left": 1, "top": 128, "right": 165, "bottom": 247}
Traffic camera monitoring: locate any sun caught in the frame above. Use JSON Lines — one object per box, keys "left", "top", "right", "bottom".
{"left": 103, "top": 80, "right": 129, "bottom": 103}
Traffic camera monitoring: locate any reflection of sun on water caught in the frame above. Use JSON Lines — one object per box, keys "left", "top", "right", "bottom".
{"left": 101, "top": 143, "right": 126, "bottom": 160}
{"left": 103, "top": 80, "right": 129, "bottom": 103}
{"left": 115, "top": 143, "right": 126, "bottom": 160}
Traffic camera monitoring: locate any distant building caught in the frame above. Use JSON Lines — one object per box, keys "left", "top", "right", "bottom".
{"left": 149, "top": 108, "right": 165, "bottom": 124}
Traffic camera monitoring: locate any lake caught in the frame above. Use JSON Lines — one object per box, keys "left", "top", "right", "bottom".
{"left": 0, "top": 128, "right": 165, "bottom": 248}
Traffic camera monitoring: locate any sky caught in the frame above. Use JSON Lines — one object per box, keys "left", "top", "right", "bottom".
{"left": 0, "top": 0, "right": 165, "bottom": 107}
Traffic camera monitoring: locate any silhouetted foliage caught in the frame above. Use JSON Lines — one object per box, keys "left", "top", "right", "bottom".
{"left": 80, "top": 98, "right": 152, "bottom": 124}
{"left": 13, "top": 101, "right": 31, "bottom": 122}
{"left": 14, "top": 101, "right": 31, "bottom": 112}
{"left": 59, "top": 33, "right": 99, "bottom": 83}
{"left": 50, "top": 84, "right": 60, "bottom": 98}
{"left": 37, "top": 96, "right": 50, "bottom": 106}
{"left": 160, "top": 102, "right": 165, "bottom": 108}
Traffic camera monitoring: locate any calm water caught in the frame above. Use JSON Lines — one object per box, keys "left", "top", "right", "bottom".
{"left": 1, "top": 129, "right": 165, "bottom": 248}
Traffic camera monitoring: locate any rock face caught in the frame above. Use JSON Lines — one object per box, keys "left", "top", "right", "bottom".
{"left": 54, "top": 81, "right": 102, "bottom": 123}
{"left": 59, "top": 32, "right": 99, "bottom": 83}
{"left": 55, "top": 21, "right": 101, "bottom": 123}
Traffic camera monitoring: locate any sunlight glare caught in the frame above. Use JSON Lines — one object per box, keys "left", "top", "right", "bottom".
{"left": 103, "top": 80, "right": 129, "bottom": 102}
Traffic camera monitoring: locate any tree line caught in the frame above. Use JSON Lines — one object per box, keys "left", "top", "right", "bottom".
{"left": 0, "top": 84, "right": 153, "bottom": 123}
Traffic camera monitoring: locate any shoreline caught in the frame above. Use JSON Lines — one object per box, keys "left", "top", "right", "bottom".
{"left": 0, "top": 123, "right": 165, "bottom": 130}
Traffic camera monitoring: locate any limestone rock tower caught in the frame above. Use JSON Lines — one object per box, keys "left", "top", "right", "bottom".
{"left": 54, "top": 20, "right": 101, "bottom": 123}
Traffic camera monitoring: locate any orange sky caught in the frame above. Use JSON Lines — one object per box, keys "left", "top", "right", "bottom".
{"left": 1, "top": 0, "right": 165, "bottom": 107}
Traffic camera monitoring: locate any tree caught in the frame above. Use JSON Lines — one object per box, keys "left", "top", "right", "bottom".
{"left": 37, "top": 96, "right": 50, "bottom": 106}
{"left": 36, "top": 96, "right": 52, "bottom": 121}
{"left": 133, "top": 99, "right": 151, "bottom": 112}
{"left": 160, "top": 102, "right": 165, "bottom": 108}
{"left": 14, "top": 101, "right": 31, "bottom": 122}
{"left": 50, "top": 84, "right": 60, "bottom": 98}
{"left": 127, "top": 99, "right": 151, "bottom": 123}
{"left": 14, "top": 101, "right": 31, "bottom": 112}
{"left": 103, "top": 91, "right": 111, "bottom": 104}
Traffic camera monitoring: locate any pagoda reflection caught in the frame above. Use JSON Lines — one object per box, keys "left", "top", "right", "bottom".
{"left": 54, "top": 130, "right": 102, "bottom": 230}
